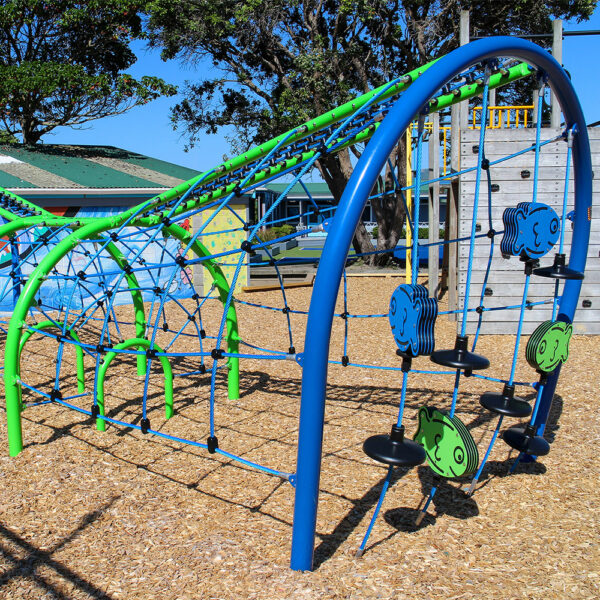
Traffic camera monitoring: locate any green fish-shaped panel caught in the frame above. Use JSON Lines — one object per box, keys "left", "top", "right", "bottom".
{"left": 526, "top": 320, "right": 572, "bottom": 373}
{"left": 414, "top": 407, "right": 479, "bottom": 478}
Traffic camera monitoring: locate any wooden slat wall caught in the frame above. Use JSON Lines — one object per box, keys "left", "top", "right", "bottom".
{"left": 458, "top": 127, "right": 599, "bottom": 335}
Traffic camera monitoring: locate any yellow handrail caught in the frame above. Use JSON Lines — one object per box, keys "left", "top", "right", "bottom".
{"left": 471, "top": 105, "right": 534, "bottom": 129}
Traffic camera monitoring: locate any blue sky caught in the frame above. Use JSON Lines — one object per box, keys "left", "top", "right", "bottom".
{"left": 48, "top": 11, "right": 600, "bottom": 171}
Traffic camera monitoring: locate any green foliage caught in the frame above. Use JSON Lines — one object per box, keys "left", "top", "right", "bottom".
{"left": 0, "top": 129, "right": 17, "bottom": 144}
{"left": 258, "top": 224, "right": 296, "bottom": 242}
{"left": 147, "top": 0, "right": 597, "bottom": 152}
{"left": 0, "top": 0, "right": 177, "bottom": 144}
{"left": 147, "top": 0, "right": 596, "bottom": 263}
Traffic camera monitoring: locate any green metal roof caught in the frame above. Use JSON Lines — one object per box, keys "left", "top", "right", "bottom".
{"left": 0, "top": 144, "right": 199, "bottom": 191}
{"left": 265, "top": 182, "right": 333, "bottom": 197}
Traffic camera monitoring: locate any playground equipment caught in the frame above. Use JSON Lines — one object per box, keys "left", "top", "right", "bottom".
{"left": 0, "top": 37, "right": 591, "bottom": 572}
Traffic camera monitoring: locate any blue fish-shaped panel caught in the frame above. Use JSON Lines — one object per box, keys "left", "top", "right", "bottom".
{"left": 389, "top": 284, "right": 437, "bottom": 357}
{"left": 501, "top": 202, "right": 559, "bottom": 259}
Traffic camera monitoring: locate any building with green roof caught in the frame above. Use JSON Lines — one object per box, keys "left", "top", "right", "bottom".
{"left": 0, "top": 144, "right": 446, "bottom": 231}
{"left": 0, "top": 143, "right": 200, "bottom": 214}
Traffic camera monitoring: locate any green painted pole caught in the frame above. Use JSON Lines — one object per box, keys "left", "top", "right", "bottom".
{"left": 0, "top": 217, "right": 148, "bottom": 376}
{"left": 102, "top": 240, "right": 148, "bottom": 376}
{"left": 4, "top": 218, "right": 119, "bottom": 456}
{"left": 129, "top": 62, "right": 533, "bottom": 226}
{"left": 95, "top": 338, "right": 173, "bottom": 432}
{"left": 165, "top": 224, "right": 240, "bottom": 400}
{"left": 17, "top": 321, "right": 86, "bottom": 408}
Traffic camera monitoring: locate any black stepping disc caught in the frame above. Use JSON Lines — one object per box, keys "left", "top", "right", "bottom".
{"left": 430, "top": 335, "right": 489, "bottom": 371}
{"left": 502, "top": 424, "right": 550, "bottom": 456}
{"left": 480, "top": 384, "right": 532, "bottom": 417}
{"left": 363, "top": 425, "right": 426, "bottom": 467}
{"left": 481, "top": 393, "right": 531, "bottom": 417}
{"left": 430, "top": 348, "right": 490, "bottom": 370}
{"left": 534, "top": 254, "right": 584, "bottom": 281}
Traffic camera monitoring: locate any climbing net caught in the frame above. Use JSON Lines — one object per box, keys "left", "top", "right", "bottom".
{"left": 0, "top": 38, "right": 591, "bottom": 571}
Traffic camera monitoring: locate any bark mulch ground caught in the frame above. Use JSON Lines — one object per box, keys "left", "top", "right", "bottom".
{"left": 0, "top": 277, "right": 598, "bottom": 599}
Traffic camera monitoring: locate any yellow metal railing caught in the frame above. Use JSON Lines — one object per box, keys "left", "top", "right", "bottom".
{"left": 472, "top": 105, "right": 534, "bottom": 129}
{"left": 406, "top": 105, "right": 535, "bottom": 181}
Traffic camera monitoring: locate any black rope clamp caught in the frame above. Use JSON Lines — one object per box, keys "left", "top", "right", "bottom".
{"left": 524, "top": 258, "right": 539, "bottom": 275}
{"left": 240, "top": 240, "right": 254, "bottom": 254}
{"left": 476, "top": 306, "right": 484, "bottom": 315}
{"left": 162, "top": 322, "right": 169, "bottom": 332}
{"left": 341, "top": 355, "right": 349, "bottom": 367}
{"left": 211, "top": 348, "right": 224, "bottom": 360}
{"left": 317, "top": 142, "right": 329, "bottom": 156}
{"left": 481, "top": 158, "right": 490, "bottom": 170}
{"left": 91, "top": 404, "right": 99, "bottom": 419}
{"left": 123, "top": 264, "right": 133, "bottom": 275}
{"left": 188, "top": 314, "right": 196, "bottom": 322}
{"left": 288, "top": 346, "right": 296, "bottom": 355}
{"left": 282, "top": 306, "right": 290, "bottom": 314}
{"left": 487, "top": 228, "right": 496, "bottom": 239}
{"left": 146, "top": 348, "right": 158, "bottom": 359}
{"left": 153, "top": 286, "right": 163, "bottom": 295}
{"left": 207, "top": 436, "right": 219, "bottom": 453}
{"left": 77, "top": 271, "right": 86, "bottom": 280}
{"left": 199, "top": 364, "right": 207, "bottom": 374}
{"left": 50, "top": 389, "right": 62, "bottom": 402}
{"left": 141, "top": 418, "right": 150, "bottom": 434}
{"left": 200, "top": 329, "right": 207, "bottom": 339}
{"left": 161, "top": 215, "right": 171, "bottom": 226}
{"left": 175, "top": 255, "right": 187, "bottom": 267}
{"left": 340, "top": 311, "right": 349, "bottom": 320}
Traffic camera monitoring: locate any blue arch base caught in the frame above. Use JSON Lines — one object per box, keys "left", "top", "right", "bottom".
{"left": 290, "top": 36, "right": 592, "bottom": 571}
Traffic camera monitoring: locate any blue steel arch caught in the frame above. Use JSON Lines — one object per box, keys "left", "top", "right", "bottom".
{"left": 291, "top": 36, "right": 592, "bottom": 571}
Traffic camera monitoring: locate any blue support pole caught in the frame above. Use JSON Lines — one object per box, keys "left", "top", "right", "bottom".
{"left": 290, "top": 36, "right": 592, "bottom": 571}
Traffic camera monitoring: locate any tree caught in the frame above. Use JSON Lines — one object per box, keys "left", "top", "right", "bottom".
{"left": 0, "top": 0, "right": 177, "bottom": 144}
{"left": 147, "top": 0, "right": 596, "bottom": 265}
{"left": 0, "top": 128, "right": 16, "bottom": 143}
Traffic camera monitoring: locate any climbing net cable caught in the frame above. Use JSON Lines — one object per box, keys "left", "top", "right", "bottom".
{"left": 0, "top": 38, "right": 592, "bottom": 572}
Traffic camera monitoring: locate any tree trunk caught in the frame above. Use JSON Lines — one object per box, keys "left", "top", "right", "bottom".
{"left": 317, "top": 149, "right": 376, "bottom": 261}
{"left": 369, "top": 135, "right": 408, "bottom": 266}
{"left": 20, "top": 111, "right": 42, "bottom": 145}
{"left": 317, "top": 138, "right": 409, "bottom": 267}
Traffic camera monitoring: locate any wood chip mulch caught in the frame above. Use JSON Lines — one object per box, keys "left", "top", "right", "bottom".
{"left": 0, "top": 277, "right": 598, "bottom": 599}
